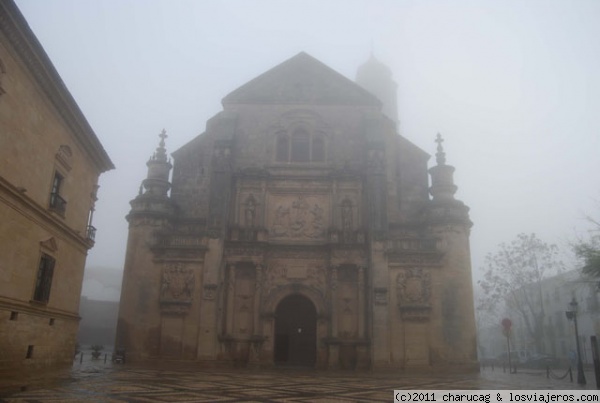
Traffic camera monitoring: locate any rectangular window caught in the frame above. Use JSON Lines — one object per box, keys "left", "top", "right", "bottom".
{"left": 33, "top": 254, "right": 55, "bottom": 303}
{"left": 49, "top": 318, "right": 55, "bottom": 326}
{"left": 26, "top": 345, "right": 34, "bottom": 359}
{"left": 10, "top": 311, "right": 18, "bottom": 320}
{"left": 49, "top": 171, "right": 66, "bottom": 214}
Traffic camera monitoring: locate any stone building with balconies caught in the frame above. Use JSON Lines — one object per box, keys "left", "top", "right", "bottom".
{"left": 0, "top": 0, "right": 113, "bottom": 374}
{"left": 116, "top": 52, "right": 476, "bottom": 370}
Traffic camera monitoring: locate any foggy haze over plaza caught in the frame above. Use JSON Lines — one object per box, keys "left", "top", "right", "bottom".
{"left": 14, "top": 0, "right": 600, "bottom": 299}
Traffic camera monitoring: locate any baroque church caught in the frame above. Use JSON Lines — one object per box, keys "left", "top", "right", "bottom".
{"left": 116, "top": 52, "right": 477, "bottom": 370}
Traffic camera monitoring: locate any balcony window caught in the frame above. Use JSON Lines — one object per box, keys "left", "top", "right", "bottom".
{"left": 86, "top": 225, "right": 97, "bottom": 241}
{"left": 49, "top": 172, "right": 66, "bottom": 214}
{"left": 33, "top": 254, "right": 55, "bottom": 303}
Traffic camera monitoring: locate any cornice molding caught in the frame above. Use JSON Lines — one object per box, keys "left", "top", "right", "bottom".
{"left": 0, "top": 296, "right": 80, "bottom": 321}
{"left": 0, "top": 176, "right": 92, "bottom": 252}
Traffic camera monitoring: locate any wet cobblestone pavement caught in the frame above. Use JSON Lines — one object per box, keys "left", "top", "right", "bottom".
{"left": 1, "top": 361, "right": 596, "bottom": 402}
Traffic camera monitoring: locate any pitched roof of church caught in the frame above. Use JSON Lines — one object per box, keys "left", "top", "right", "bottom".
{"left": 222, "top": 52, "right": 382, "bottom": 106}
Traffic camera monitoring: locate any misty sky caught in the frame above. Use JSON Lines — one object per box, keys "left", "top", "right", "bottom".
{"left": 14, "top": 0, "right": 600, "bottom": 298}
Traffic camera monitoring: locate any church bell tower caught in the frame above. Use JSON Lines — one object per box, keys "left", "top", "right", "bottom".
{"left": 355, "top": 54, "right": 399, "bottom": 127}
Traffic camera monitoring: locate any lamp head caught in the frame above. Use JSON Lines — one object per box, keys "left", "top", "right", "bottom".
{"left": 570, "top": 297, "right": 578, "bottom": 312}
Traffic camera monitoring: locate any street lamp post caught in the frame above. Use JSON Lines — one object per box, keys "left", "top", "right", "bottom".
{"left": 566, "top": 297, "right": 586, "bottom": 385}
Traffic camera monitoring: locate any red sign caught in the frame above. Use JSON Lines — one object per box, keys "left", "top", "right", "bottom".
{"left": 501, "top": 318, "right": 512, "bottom": 330}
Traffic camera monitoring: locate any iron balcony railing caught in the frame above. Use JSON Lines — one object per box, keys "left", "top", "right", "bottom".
{"left": 49, "top": 192, "right": 67, "bottom": 214}
{"left": 86, "top": 225, "right": 96, "bottom": 241}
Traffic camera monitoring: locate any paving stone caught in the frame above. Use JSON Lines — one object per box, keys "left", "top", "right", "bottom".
{"left": 0, "top": 364, "right": 596, "bottom": 402}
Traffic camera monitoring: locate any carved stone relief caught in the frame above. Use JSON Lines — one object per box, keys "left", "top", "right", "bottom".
{"left": 203, "top": 284, "right": 217, "bottom": 300}
{"left": 269, "top": 195, "right": 328, "bottom": 240}
{"left": 160, "top": 263, "right": 194, "bottom": 303}
{"left": 264, "top": 264, "right": 286, "bottom": 292}
{"left": 330, "top": 248, "right": 367, "bottom": 266}
{"left": 396, "top": 268, "right": 432, "bottom": 321}
{"left": 286, "top": 265, "right": 307, "bottom": 279}
{"left": 306, "top": 266, "right": 325, "bottom": 289}
{"left": 264, "top": 261, "right": 325, "bottom": 292}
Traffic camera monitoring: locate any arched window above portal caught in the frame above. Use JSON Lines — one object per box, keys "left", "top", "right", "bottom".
{"left": 275, "top": 131, "right": 289, "bottom": 162}
{"left": 274, "top": 127, "right": 326, "bottom": 164}
{"left": 291, "top": 128, "right": 310, "bottom": 162}
{"left": 311, "top": 133, "right": 325, "bottom": 162}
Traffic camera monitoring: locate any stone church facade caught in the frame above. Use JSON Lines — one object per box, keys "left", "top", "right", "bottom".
{"left": 116, "top": 52, "right": 477, "bottom": 370}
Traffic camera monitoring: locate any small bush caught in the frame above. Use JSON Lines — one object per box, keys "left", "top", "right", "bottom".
{"left": 90, "top": 344, "right": 104, "bottom": 359}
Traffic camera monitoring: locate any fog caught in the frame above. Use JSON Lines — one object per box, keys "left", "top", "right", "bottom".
{"left": 15, "top": 0, "right": 600, "bottom": 300}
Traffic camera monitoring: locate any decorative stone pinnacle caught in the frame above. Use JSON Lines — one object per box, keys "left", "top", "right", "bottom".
{"left": 435, "top": 133, "right": 446, "bottom": 165}
{"left": 153, "top": 129, "right": 168, "bottom": 162}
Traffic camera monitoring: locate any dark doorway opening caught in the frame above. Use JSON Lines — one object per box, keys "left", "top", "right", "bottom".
{"left": 274, "top": 294, "right": 316, "bottom": 367}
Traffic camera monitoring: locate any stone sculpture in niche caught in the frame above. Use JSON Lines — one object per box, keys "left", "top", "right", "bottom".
{"left": 161, "top": 262, "right": 194, "bottom": 303}
{"left": 244, "top": 194, "right": 257, "bottom": 227}
{"left": 341, "top": 199, "right": 353, "bottom": 230}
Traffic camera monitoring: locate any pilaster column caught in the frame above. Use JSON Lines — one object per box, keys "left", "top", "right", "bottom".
{"left": 358, "top": 266, "right": 365, "bottom": 338}
{"left": 253, "top": 264, "right": 263, "bottom": 336}
{"left": 330, "top": 266, "right": 338, "bottom": 337}
{"left": 328, "top": 265, "right": 340, "bottom": 369}
{"left": 226, "top": 264, "right": 236, "bottom": 335}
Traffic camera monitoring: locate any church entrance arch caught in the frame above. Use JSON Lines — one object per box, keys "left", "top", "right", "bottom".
{"left": 274, "top": 294, "right": 317, "bottom": 367}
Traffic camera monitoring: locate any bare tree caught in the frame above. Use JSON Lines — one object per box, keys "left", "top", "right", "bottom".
{"left": 478, "top": 233, "right": 564, "bottom": 353}
{"left": 474, "top": 287, "right": 502, "bottom": 360}
{"left": 574, "top": 214, "right": 600, "bottom": 280}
